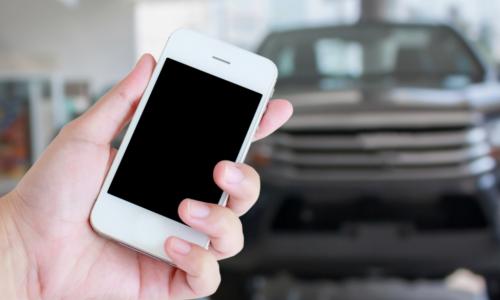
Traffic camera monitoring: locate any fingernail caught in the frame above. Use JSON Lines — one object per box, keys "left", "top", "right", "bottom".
{"left": 224, "top": 164, "right": 245, "bottom": 184}
{"left": 189, "top": 200, "right": 210, "bottom": 219}
{"left": 170, "top": 238, "right": 191, "bottom": 255}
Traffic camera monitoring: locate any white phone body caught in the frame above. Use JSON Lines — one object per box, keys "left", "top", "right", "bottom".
{"left": 90, "top": 29, "right": 277, "bottom": 263}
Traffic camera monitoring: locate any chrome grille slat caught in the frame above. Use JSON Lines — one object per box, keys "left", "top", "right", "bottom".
{"left": 273, "top": 128, "right": 487, "bottom": 150}
{"left": 267, "top": 157, "right": 495, "bottom": 181}
{"left": 271, "top": 143, "right": 491, "bottom": 167}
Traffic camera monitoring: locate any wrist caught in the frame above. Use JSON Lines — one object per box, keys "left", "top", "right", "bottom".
{"left": 0, "top": 192, "right": 34, "bottom": 299}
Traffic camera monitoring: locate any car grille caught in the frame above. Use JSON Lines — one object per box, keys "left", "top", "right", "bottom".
{"left": 262, "top": 108, "right": 496, "bottom": 182}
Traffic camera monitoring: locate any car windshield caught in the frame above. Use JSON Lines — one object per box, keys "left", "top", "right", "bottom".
{"left": 259, "top": 24, "right": 485, "bottom": 90}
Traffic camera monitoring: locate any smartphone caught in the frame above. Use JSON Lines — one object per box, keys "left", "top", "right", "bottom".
{"left": 90, "top": 29, "right": 277, "bottom": 263}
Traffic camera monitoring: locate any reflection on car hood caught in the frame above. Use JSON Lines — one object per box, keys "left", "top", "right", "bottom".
{"left": 278, "top": 83, "right": 500, "bottom": 112}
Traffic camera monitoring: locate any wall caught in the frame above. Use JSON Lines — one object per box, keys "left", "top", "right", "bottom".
{"left": 134, "top": 0, "right": 217, "bottom": 59}
{"left": 134, "top": 0, "right": 361, "bottom": 56}
{"left": 0, "top": 0, "right": 136, "bottom": 93}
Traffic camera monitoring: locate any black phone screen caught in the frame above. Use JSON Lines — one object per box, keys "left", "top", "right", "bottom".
{"left": 108, "top": 58, "right": 262, "bottom": 222}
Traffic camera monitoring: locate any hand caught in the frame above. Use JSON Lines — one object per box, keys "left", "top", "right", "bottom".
{"left": 0, "top": 54, "right": 293, "bottom": 300}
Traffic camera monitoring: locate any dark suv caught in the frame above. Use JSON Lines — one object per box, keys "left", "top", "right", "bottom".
{"left": 215, "top": 23, "right": 500, "bottom": 300}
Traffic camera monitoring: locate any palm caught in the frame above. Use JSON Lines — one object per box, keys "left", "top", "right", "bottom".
{"left": 16, "top": 133, "right": 174, "bottom": 299}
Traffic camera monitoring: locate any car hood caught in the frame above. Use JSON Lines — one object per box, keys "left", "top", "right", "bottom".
{"left": 275, "top": 84, "right": 500, "bottom": 130}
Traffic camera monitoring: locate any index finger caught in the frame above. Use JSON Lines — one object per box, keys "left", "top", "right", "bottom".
{"left": 253, "top": 99, "right": 293, "bottom": 141}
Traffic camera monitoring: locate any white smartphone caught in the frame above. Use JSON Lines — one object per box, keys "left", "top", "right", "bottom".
{"left": 90, "top": 29, "right": 277, "bottom": 263}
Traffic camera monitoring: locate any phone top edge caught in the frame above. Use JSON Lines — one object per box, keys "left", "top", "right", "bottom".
{"left": 162, "top": 28, "right": 278, "bottom": 93}
{"left": 169, "top": 28, "right": 275, "bottom": 66}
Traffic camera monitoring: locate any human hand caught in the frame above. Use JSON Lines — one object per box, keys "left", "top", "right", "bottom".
{"left": 0, "top": 54, "right": 293, "bottom": 299}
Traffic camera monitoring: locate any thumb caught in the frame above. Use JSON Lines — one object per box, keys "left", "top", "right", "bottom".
{"left": 71, "top": 54, "right": 156, "bottom": 144}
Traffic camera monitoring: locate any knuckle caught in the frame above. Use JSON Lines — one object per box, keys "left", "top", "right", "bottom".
{"left": 253, "top": 179, "right": 261, "bottom": 199}
{"left": 188, "top": 254, "right": 221, "bottom": 298}
{"left": 193, "top": 251, "right": 213, "bottom": 278}
{"left": 204, "top": 263, "right": 221, "bottom": 296}
{"left": 239, "top": 166, "right": 261, "bottom": 200}
{"left": 234, "top": 231, "right": 245, "bottom": 255}
{"left": 208, "top": 275, "right": 222, "bottom": 296}
{"left": 215, "top": 217, "right": 244, "bottom": 258}
{"left": 115, "top": 86, "right": 135, "bottom": 109}
{"left": 245, "top": 164, "right": 259, "bottom": 178}
{"left": 212, "top": 209, "right": 234, "bottom": 236}
{"left": 241, "top": 164, "right": 260, "bottom": 182}
{"left": 251, "top": 168, "right": 261, "bottom": 191}
{"left": 232, "top": 220, "right": 245, "bottom": 255}
{"left": 235, "top": 217, "right": 244, "bottom": 234}
{"left": 61, "top": 120, "right": 77, "bottom": 134}
{"left": 60, "top": 119, "right": 83, "bottom": 138}
{"left": 233, "top": 205, "right": 248, "bottom": 217}
{"left": 252, "top": 167, "right": 261, "bottom": 184}
{"left": 117, "top": 88, "right": 129, "bottom": 102}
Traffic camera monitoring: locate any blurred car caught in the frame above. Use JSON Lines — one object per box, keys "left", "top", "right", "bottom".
{"left": 214, "top": 23, "right": 500, "bottom": 300}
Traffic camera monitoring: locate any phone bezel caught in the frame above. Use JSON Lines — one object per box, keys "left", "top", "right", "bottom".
{"left": 90, "top": 29, "right": 277, "bottom": 264}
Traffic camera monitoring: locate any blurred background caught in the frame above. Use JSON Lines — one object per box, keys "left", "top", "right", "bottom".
{"left": 6, "top": 0, "right": 500, "bottom": 299}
